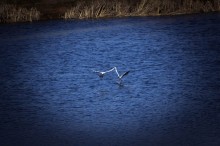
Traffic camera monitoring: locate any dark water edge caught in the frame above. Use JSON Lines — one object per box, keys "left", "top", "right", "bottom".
{"left": 1, "top": 11, "right": 220, "bottom": 25}
{"left": 0, "top": 13, "right": 220, "bottom": 146}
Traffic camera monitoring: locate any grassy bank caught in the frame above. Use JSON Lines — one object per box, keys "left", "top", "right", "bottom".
{"left": 64, "top": 0, "right": 220, "bottom": 19}
{"left": 0, "top": 4, "right": 40, "bottom": 23}
{"left": 0, "top": 0, "right": 220, "bottom": 23}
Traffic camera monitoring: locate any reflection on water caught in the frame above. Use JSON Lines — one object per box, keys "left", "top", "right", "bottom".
{"left": 0, "top": 13, "right": 220, "bottom": 146}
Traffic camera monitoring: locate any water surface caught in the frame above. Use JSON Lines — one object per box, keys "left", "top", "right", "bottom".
{"left": 0, "top": 13, "right": 220, "bottom": 146}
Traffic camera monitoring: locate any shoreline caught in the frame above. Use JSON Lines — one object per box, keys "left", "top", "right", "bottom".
{"left": 1, "top": 0, "right": 220, "bottom": 23}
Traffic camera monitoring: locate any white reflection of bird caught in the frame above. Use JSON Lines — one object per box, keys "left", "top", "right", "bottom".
{"left": 92, "top": 67, "right": 115, "bottom": 78}
{"left": 114, "top": 67, "right": 130, "bottom": 84}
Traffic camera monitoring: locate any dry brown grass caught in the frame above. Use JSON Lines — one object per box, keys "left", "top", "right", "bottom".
{"left": 0, "top": 4, "right": 40, "bottom": 23}
{"left": 64, "top": 0, "right": 220, "bottom": 19}
{"left": 64, "top": 0, "right": 114, "bottom": 19}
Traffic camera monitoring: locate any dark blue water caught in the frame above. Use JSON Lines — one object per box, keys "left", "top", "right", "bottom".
{"left": 0, "top": 13, "right": 220, "bottom": 146}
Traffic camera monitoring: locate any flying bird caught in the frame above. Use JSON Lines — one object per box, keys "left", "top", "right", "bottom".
{"left": 92, "top": 67, "right": 115, "bottom": 78}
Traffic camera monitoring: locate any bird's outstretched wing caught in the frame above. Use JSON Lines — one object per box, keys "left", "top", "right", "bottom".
{"left": 114, "top": 67, "right": 120, "bottom": 77}
{"left": 120, "top": 71, "right": 130, "bottom": 79}
{"left": 104, "top": 67, "right": 115, "bottom": 73}
{"left": 92, "top": 68, "right": 114, "bottom": 74}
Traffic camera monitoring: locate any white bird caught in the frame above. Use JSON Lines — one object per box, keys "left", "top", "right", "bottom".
{"left": 114, "top": 67, "right": 130, "bottom": 84}
{"left": 92, "top": 67, "right": 115, "bottom": 78}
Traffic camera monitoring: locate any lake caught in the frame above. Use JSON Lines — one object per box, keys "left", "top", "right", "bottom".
{"left": 0, "top": 13, "right": 220, "bottom": 146}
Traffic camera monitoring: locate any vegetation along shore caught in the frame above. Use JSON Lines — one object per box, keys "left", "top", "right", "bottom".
{"left": 0, "top": 0, "right": 220, "bottom": 23}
